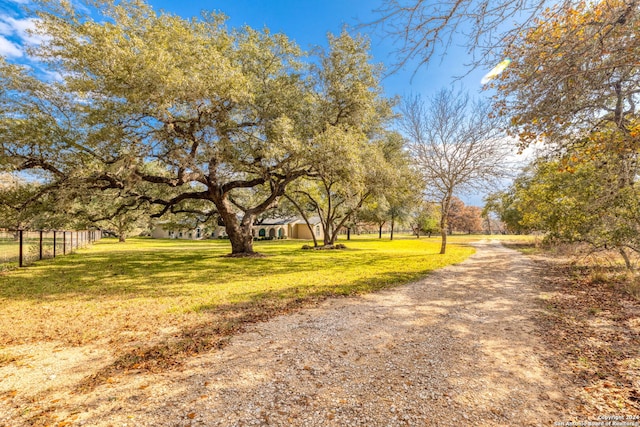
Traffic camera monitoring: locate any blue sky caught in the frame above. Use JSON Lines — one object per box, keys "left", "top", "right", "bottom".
{"left": 149, "top": 0, "right": 490, "bottom": 99}
{"left": 0, "top": 0, "right": 490, "bottom": 99}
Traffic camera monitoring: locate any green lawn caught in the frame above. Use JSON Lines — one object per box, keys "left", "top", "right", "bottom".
{"left": 0, "top": 237, "right": 19, "bottom": 261}
{"left": 0, "top": 235, "right": 478, "bottom": 376}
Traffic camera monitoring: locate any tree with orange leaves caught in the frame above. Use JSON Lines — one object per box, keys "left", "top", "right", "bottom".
{"left": 495, "top": 0, "right": 639, "bottom": 154}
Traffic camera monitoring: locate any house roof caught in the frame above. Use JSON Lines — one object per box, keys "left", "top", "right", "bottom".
{"left": 257, "top": 218, "right": 296, "bottom": 226}
{"left": 255, "top": 216, "right": 322, "bottom": 227}
{"left": 290, "top": 216, "right": 322, "bottom": 226}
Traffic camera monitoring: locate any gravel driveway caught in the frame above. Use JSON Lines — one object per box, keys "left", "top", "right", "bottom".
{"left": 6, "top": 240, "right": 573, "bottom": 426}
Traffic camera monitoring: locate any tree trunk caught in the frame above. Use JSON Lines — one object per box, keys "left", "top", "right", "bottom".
{"left": 440, "top": 210, "right": 448, "bottom": 254}
{"left": 440, "top": 228, "right": 447, "bottom": 254}
{"left": 284, "top": 194, "right": 319, "bottom": 247}
{"left": 619, "top": 247, "right": 634, "bottom": 270}
{"left": 440, "top": 195, "right": 452, "bottom": 254}
{"left": 324, "top": 192, "right": 370, "bottom": 247}
{"left": 390, "top": 215, "right": 395, "bottom": 240}
{"left": 309, "top": 223, "right": 319, "bottom": 247}
{"left": 323, "top": 223, "right": 332, "bottom": 246}
{"left": 300, "top": 214, "right": 319, "bottom": 247}
{"left": 118, "top": 234, "right": 126, "bottom": 243}
{"left": 216, "top": 199, "right": 255, "bottom": 255}
{"left": 324, "top": 228, "right": 336, "bottom": 246}
{"left": 379, "top": 224, "right": 383, "bottom": 239}
{"left": 347, "top": 227, "right": 351, "bottom": 240}
{"left": 225, "top": 220, "right": 255, "bottom": 255}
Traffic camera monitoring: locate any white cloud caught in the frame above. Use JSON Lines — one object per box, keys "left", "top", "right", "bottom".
{"left": 42, "top": 69, "right": 64, "bottom": 82}
{"left": 0, "top": 21, "right": 12, "bottom": 36}
{"left": 2, "top": 16, "right": 45, "bottom": 45}
{"left": 7, "top": 0, "right": 30, "bottom": 4}
{"left": 0, "top": 15, "right": 49, "bottom": 62}
{"left": 0, "top": 35, "right": 23, "bottom": 58}
{"left": 4, "top": 16, "right": 33, "bottom": 33}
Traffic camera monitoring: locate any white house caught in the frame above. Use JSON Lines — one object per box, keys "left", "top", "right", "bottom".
{"left": 151, "top": 217, "right": 324, "bottom": 241}
{"left": 253, "top": 217, "right": 323, "bottom": 240}
{"left": 150, "top": 222, "right": 208, "bottom": 240}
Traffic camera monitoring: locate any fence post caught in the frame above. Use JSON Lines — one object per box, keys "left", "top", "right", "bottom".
{"left": 53, "top": 231, "right": 57, "bottom": 258}
{"left": 39, "top": 230, "right": 43, "bottom": 260}
{"left": 19, "top": 230, "right": 23, "bottom": 268}
{"left": 63, "top": 231, "right": 66, "bottom": 255}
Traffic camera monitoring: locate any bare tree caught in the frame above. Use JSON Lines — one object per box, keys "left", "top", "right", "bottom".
{"left": 400, "top": 88, "right": 512, "bottom": 253}
{"left": 367, "top": 0, "right": 634, "bottom": 74}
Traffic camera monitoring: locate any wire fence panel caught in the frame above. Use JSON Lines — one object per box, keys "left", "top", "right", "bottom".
{"left": 0, "top": 230, "right": 20, "bottom": 270}
{"left": 0, "top": 229, "right": 102, "bottom": 270}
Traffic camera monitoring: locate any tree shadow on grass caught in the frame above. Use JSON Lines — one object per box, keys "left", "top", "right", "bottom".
{"left": 0, "top": 247, "right": 417, "bottom": 301}
{"left": 74, "top": 268, "right": 433, "bottom": 393}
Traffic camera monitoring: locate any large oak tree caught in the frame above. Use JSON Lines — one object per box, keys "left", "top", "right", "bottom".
{"left": 283, "top": 33, "right": 401, "bottom": 247}
{"left": 0, "top": 1, "right": 392, "bottom": 255}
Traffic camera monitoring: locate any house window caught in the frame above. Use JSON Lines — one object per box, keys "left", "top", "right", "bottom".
{"left": 278, "top": 228, "right": 283, "bottom": 238}
{"left": 169, "top": 230, "right": 174, "bottom": 237}
{"left": 315, "top": 225, "right": 320, "bottom": 236}
{"left": 259, "top": 228, "right": 266, "bottom": 237}
{"left": 196, "top": 228, "right": 201, "bottom": 238}
{"left": 179, "top": 232, "right": 183, "bottom": 238}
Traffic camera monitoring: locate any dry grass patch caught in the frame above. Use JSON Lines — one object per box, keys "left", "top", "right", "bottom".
{"left": 531, "top": 248, "right": 640, "bottom": 417}
{"left": 504, "top": 240, "right": 640, "bottom": 414}
{"left": 0, "top": 350, "right": 19, "bottom": 367}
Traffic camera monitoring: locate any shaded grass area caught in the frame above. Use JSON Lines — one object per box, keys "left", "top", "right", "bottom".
{"left": 0, "top": 236, "right": 475, "bottom": 388}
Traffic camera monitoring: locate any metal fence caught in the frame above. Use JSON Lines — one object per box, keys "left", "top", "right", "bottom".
{"left": 0, "top": 229, "right": 102, "bottom": 269}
